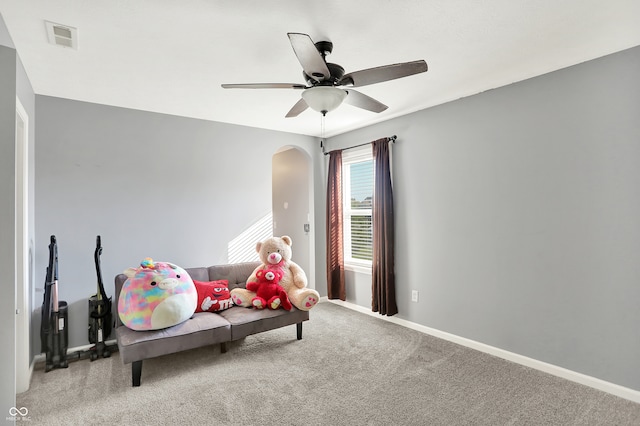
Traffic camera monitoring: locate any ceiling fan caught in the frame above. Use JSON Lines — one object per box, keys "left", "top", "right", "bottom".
{"left": 221, "top": 33, "right": 428, "bottom": 117}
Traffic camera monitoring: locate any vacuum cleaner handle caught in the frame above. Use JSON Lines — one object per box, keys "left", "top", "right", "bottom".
{"left": 91, "top": 235, "right": 112, "bottom": 319}
{"left": 41, "top": 235, "right": 57, "bottom": 336}
{"left": 51, "top": 236, "right": 59, "bottom": 314}
{"left": 41, "top": 266, "right": 52, "bottom": 335}
{"left": 94, "top": 236, "right": 103, "bottom": 292}
{"left": 45, "top": 236, "right": 56, "bottom": 285}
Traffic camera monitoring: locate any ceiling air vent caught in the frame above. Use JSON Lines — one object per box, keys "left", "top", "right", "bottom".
{"left": 45, "top": 21, "right": 78, "bottom": 50}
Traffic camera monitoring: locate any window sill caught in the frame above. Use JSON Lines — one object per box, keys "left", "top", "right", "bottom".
{"left": 345, "top": 263, "right": 372, "bottom": 275}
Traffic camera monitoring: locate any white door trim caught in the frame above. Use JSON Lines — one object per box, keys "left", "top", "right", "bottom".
{"left": 15, "top": 96, "right": 31, "bottom": 393}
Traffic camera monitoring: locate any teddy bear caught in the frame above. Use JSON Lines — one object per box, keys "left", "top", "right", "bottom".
{"left": 231, "top": 235, "right": 319, "bottom": 311}
{"left": 246, "top": 268, "right": 292, "bottom": 310}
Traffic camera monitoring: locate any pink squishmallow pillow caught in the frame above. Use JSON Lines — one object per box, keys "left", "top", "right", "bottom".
{"left": 118, "top": 258, "right": 197, "bottom": 331}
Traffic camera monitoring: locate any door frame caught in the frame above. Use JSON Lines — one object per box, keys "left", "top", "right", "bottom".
{"left": 15, "top": 96, "right": 31, "bottom": 393}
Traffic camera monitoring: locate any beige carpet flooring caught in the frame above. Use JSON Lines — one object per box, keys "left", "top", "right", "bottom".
{"left": 17, "top": 301, "right": 640, "bottom": 425}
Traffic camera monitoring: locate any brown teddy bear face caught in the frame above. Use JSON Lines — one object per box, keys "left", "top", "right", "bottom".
{"left": 256, "top": 236, "right": 293, "bottom": 266}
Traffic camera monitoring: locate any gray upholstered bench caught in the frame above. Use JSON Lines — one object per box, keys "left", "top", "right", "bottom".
{"left": 114, "top": 261, "right": 309, "bottom": 386}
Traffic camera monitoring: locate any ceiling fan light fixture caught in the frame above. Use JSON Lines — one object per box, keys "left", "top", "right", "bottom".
{"left": 301, "top": 86, "right": 347, "bottom": 115}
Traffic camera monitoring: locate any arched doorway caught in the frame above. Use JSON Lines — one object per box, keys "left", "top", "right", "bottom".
{"left": 271, "top": 146, "right": 315, "bottom": 289}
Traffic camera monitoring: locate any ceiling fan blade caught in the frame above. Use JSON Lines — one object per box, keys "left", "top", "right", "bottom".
{"left": 287, "top": 33, "right": 331, "bottom": 82}
{"left": 285, "top": 98, "right": 309, "bottom": 118}
{"left": 344, "top": 89, "right": 388, "bottom": 113}
{"left": 221, "top": 83, "right": 306, "bottom": 89}
{"left": 340, "top": 60, "right": 428, "bottom": 87}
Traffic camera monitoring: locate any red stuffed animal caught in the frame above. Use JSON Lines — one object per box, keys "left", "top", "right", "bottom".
{"left": 245, "top": 268, "right": 292, "bottom": 310}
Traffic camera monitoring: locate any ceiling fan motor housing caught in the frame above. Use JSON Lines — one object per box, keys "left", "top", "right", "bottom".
{"left": 304, "top": 62, "right": 345, "bottom": 86}
{"left": 315, "top": 40, "right": 333, "bottom": 56}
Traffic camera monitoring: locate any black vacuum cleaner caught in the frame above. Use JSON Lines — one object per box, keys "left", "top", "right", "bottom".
{"left": 40, "top": 235, "right": 69, "bottom": 372}
{"left": 88, "top": 235, "right": 116, "bottom": 360}
{"left": 41, "top": 235, "right": 117, "bottom": 370}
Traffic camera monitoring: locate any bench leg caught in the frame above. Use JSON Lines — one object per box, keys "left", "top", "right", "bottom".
{"left": 220, "top": 342, "right": 227, "bottom": 353}
{"left": 132, "top": 360, "right": 142, "bottom": 387}
{"left": 297, "top": 322, "right": 303, "bottom": 340}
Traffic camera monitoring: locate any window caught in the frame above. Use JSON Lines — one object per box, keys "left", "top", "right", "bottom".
{"left": 342, "top": 147, "right": 374, "bottom": 270}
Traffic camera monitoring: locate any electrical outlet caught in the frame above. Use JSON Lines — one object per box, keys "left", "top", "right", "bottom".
{"left": 411, "top": 290, "right": 419, "bottom": 302}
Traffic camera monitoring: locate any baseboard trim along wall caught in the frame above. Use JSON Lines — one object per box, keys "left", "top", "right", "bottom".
{"left": 31, "top": 339, "right": 119, "bottom": 366}
{"left": 322, "top": 298, "right": 640, "bottom": 404}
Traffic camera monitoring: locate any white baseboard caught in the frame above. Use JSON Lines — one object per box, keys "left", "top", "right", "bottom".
{"left": 322, "top": 298, "right": 640, "bottom": 404}
{"left": 32, "top": 339, "right": 118, "bottom": 365}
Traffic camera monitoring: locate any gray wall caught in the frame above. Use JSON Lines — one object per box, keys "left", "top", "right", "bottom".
{"left": 0, "top": 42, "right": 17, "bottom": 422}
{"left": 34, "top": 96, "right": 316, "bottom": 349}
{"left": 1, "top": 11, "right": 36, "bottom": 415}
{"left": 325, "top": 46, "right": 640, "bottom": 392}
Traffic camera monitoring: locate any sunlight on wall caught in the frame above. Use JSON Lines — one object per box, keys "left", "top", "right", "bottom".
{"left": 228, "top": 212, "right": 273, "bottom": 263}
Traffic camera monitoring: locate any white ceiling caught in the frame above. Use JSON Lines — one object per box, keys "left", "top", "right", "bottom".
{"left": 1, "top": 0, "right": 639, "bottom": 137}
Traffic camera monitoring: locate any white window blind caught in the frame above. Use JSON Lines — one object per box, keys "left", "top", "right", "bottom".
{"left": 342, "top": 147, "right": 374, "bottom": 267}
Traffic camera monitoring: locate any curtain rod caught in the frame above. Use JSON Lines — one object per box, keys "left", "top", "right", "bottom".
{"left": 322, "top": 135, "right": 397, "bottom": 156}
